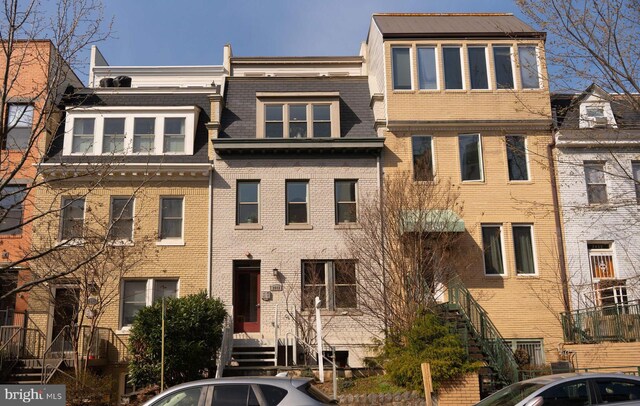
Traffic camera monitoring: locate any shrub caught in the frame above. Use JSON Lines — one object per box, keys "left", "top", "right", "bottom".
{"left": 128, "top": 292, "right": 227, "bottom": 387}
{"left": 383, "top": 312, "right": 480, "bottom": 392}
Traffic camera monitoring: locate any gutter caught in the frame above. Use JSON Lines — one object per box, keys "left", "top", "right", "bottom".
{"left": 548, "top": 136, "right": 571, "bottom": 315}
{"left": 207, "top": 165, "right": 214, "bottom": 298}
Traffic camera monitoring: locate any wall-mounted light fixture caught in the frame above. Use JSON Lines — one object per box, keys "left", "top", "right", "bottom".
{"left": 272, "top": 268, "right": 279, "bottom": 277}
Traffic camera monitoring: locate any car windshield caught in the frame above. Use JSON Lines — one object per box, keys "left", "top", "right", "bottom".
{"left": 475, "top": 382, "right": 545, "bottom": 406}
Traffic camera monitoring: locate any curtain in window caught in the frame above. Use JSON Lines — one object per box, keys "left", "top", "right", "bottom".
{"left": 513, "top": 226, "right": 535, "bottom": 274}
{"left": 482, "top": 227, "right": 503, "bottom": 274}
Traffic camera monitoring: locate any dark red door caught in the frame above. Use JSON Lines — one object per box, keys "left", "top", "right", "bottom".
{"left": 233, "top": 261, "right": 260, "bottom": 333}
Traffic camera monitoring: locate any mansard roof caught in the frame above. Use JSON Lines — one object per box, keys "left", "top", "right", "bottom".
{"left": 219, "top": 76, "right": 376, "bottom": 139}
{"left": 44, "top": 90, "right": 212, "bottom": 164}
{"left": 372, "top": 13, "right": 543, "bottom": 39}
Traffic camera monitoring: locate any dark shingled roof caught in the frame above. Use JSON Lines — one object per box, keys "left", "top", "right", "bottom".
{"left": 552, "top": 91, "right": 640, "bottom": 130}
{"left": 220, "top": 76, "right": 375, "bottom": 139}
{"left": 372, "top": 13, "right": 542, "bottom": 39}
{"left": 46, "top": 91, "right": 211, "bottom": 164}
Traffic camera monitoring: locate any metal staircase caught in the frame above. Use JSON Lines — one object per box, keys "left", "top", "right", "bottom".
{"left": 444, "top": 278, "right": 519, "bottom": 394}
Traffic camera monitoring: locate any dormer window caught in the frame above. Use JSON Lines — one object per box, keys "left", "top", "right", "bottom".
{"left": 579, "top": 96, "right": 617, "bottom": 129}
{"left": 256, "top": 92, "right": 340, "bottom": 138}
{"left": 64, "top": 106, "right": 199, "bottom": 156}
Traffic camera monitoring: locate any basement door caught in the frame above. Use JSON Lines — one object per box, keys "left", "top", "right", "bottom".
{"left": 233, "top": 260, "right": 260, "bottom": 333}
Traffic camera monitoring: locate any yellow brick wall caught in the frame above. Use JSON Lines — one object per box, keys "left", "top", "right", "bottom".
{"left": 383, "top": 39, "right": 551, "bottom": 122}
{"left": 437, "top": 373, "right": 481, "bottom": 406}
{"left": 383, "top": 128, "right": 565, "bottom": 360}
{"left": 29, "top": 178, "right": 210, "bottom": 341}
{"left": 564, "top": 342, "right": 640, "bottom": 372}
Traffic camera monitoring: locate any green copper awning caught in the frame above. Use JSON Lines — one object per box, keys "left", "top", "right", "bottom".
{"left": 401, "top": 209, "right": 465, "bottom": 233}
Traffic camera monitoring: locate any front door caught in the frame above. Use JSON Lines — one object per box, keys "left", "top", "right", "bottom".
{"left": 50, "top": 288, "right": 79, "bottom": 351}
{"left": 233, "top": 261, "right": 260, "bottom": 333}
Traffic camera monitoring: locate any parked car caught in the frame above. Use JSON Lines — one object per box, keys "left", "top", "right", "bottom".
{"left": 475, "top": 372, "right": 640, "bottom": 406}
{"left": 141, "top": 376, "right": 337, "bottom": 406}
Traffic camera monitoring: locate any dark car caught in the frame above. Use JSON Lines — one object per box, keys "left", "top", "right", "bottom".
{"left": 142, "top": 376, "right": 336, "bottom": 406}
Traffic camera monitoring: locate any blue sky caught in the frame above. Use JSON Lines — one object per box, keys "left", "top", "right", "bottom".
{"left": 96, "top": 0, "right": 524, "bottom": 67}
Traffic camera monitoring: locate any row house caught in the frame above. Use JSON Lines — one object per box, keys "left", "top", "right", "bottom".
{"left": 553, "top": 85, "right": 640, "bottom": 344}
{"left": 364, "top": 13, "right": 566, "bottom": 375}
{"left": 0, "top": 41, "right": 82, "bottom": 325}
{"left": 24, "top": 47, "right": 226, "bottom": 388}
{"left": 212, "top": 50, "right": 384, "bottom": 367}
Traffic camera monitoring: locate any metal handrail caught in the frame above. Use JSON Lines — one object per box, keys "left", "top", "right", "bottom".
{"left": 448, "top": 278, "right": 519, "bottom": 385}
{"left": 286, "top": 333, "right": 338, "bottom": 400}
{"left": 0, "top": 328, "right": 23, "bottom": 375}
{"left": 215, "top": 307, "right": 234, "bottom": 379}
{"left": 41, "top": 326, "right": 72, "bottom": 384}
{"left": 561, "top": 300, "right": 640, "bottom": 344}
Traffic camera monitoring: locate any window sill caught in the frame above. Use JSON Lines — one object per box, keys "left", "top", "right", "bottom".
{"left": 156, "top": 239, "right": 185, "bottom": 246}
{"left": 284, "top": 224, "right": 313, "bottom": 230}
{"left": 108, "top": 240, "right": 134, "bottom": 247}
{"left": 391, "top": 89, "right": 415, "bottom": 93}
{"left": 485, "top": 273, "right": 507, "bottom": 278}
{"left": 115, "top": 328, "right": 131, "bottom": 335}
{"left": 516, "top": 273, "right": 539, "bottom": 278}
{"left": 417, "top": 89, "right": 440, "bottom": 93}
{"left": 235, "top": 224, "right": 263, "bottom": 230}
{"left": 300, "top": 309, "right": 362, "bottom": 317}
{"left": 59, "top": 238, "right": 85, "bottom": 247}
{"left": 469, "top": 89, "right": 494, "bottom": 93}
{"left": 507, "top": 180, "right": 533, "bottom": 185}
{"left": 334, "top": 223, "right": 361, "bottom": 230}
{"left": 460, "top": 180, "right": 485, "bottom": 184}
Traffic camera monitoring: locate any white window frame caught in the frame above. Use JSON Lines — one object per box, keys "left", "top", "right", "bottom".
{"left": 119, "top": 278, "right": 179, "bottom": 330}
{"left": 458, "top": 133, "right": 484, "bottom": 182}
{"left": 411, "top": 135, "right": 436, "bottom": 181}
{"left": 63, "top": 106, "right": 199, "bottom": 156}
{"left": 391, "top": 46, "right": 413, "bottom": 91}
{"left": 632, "top": 161, "right": 640, "bottom": 205}
{"left": 416, "top": 45, "right": 439, "bottom": 91}
{"left": 492, "top": 45, "right": 516, "bottom": 90}
{"left": 587, "top": 241, "right": 616, "bottom": 280}
{"left": 256, "top": 94, "right": 341, "bottom": 139}
{"left": 512, "top": 224, "right": 538, "bottom": 276}
{"left": 505, "top": 135, "right": 530, "bottom": 182}
{"left": 517, "top": 45, "right": 542, "bottom": 89}
{"left": 467, "top": 45, "right": 491, "bottom": 90}
{"left": 442, "top": 45, "right": 465, "bottom": 90}
{"left": 481, "top": 224, "right": 507, "bottom": 276}
{"left": 158, "top": 196, "right": 185, "bottom": 245}
{"left": 5, "top": 103, "right": 34, "bottom": 150}
{"left": 579, "top": 101, "right": 617, "bottom": 128}
{"left": 109, "top": 196, "right": 135, "bottom": 243}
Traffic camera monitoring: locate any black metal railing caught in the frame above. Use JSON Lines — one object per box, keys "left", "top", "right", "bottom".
{"left": 561, "top": 300, "right": 640, "bottom": 344}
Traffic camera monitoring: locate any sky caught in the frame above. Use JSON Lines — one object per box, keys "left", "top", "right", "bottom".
{"left": 93, "top": 0, "right": 525, "bottom": 69}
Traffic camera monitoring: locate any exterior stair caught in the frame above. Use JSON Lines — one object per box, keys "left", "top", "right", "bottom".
{"left": 441, "top": 278, "right": 520, "bottom": 398}
{"left": 224, "top": 342, "right": 282, "bottom": 376}
{"left": 6, "top": 359, "right": 43, "bottom": 384}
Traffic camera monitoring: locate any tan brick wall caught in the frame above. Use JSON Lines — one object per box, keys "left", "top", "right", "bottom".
{"left": 437, "top": 372, "right": 481, "bottom": 406}
{"left": 383, "top": 128, "right": 565, "bottom": 361}
{"left": 564, "top": 342, "right": 640, "bottom": 372}
{"left": 383, "top": 39, "right": 551, "bottom": 122}
{"left": 30, "top": 178, "right": 210, "bottom": 342}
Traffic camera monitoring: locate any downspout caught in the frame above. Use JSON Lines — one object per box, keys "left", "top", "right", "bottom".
{"left": 548, "top": 135, "right": 571, "bottom": 316}
{"left": 378, "top": 149, "right": 388, "bottom": 337}
{"left": 207, "top": 165, "right": 214, "bottom": 298}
